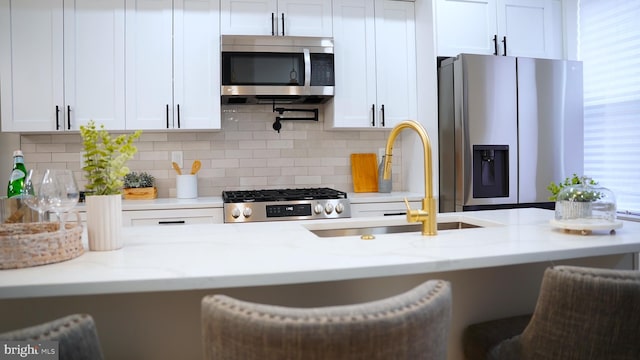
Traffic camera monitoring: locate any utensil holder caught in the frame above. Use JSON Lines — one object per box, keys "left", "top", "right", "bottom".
{"left": 177, "top": 175, "right": 198, "bottom": 199}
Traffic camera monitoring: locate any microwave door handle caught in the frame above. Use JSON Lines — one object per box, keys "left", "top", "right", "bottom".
{"left": 303, "top": 48, "right": 311, "bottom": 89}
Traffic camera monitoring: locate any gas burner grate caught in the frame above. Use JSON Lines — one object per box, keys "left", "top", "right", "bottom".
{"left": 222, "top": 188, "right": 348, "bottom": 203}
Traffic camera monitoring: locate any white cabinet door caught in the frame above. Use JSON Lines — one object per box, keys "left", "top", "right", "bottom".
{"left": 221, "top": 0, "right": 276, "bottom": 35}
{"left": 328, "top": 0, "right": 416, "bottom": 129}
{"left": 122, "top": 208, "right": 224, "bottom": 226}
{"left": 173, "top": 0, "right": 221, "bottom": 130}
{"left": 277, "top": 0, "right": 332, "bottom": 37}
{"left": 221, "top": 0, "right": 331, "bottom": 36}
{"left": 125, "top": 0, "right": 173, "bottom": 130}
{"left": 374, "top": 0, "right": 416, "bottom": 128}
{"left": 126, "top": 0, "right": 220, "bottom": 130}
{"left": 0, "top": 0, "right": 64, "bottom": 132}
{"left": 435, "top": 0, "right": 497, "bottom": 57}
{"left": 330, "top": 0, "right": 377, "bottom": 128}
{"left": 497, "top": 0, "right": 557, "bottom": 58}
{"left": 1, "top": 0, "right": 126, "bottom": 132}
{"left": 64, "top": 0, "right": 126, "bottom": 130}
{"left": 351, "top": 200, "right": 421, "bottom": 218}
{"left": 435, "top": 0, "right": 561, "bottom": 59}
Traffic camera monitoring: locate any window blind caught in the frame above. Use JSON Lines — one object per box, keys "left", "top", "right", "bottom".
{"left": 579, "top": 0, "right": 640, "bottom": 215}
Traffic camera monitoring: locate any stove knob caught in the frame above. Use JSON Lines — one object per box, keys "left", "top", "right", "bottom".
{"left": 314, "top": 203, "right": 324, "bottom": 214}
{"left": 231, "top": 207, "right": 241, "bottom": 219}
{"left": 242, "top": 207, "right": 252, "bottom": 218}
{"left": 335, "top": 203, "right": 344, "bottom": 214}
{"left": 324, "top": 203, "right": 334, "bottom": 214}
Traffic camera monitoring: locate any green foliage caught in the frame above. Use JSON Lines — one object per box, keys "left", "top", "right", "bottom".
{"left": 80, "top": 121, "right": 142, "bottom": 195}
{"left": 547, "top": 174, "right": 601, "bottom": 202}
{"left": 123, "top": 172, "right": 155, "bottom": 188}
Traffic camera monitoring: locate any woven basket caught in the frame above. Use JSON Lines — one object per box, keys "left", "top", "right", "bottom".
{"left": 0, "top": 222, "right": 84, "bottom": 270}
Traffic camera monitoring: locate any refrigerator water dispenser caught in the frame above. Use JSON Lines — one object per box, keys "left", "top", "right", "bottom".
{"left": 473, "top": 145, "right": 509, "bottom": 198}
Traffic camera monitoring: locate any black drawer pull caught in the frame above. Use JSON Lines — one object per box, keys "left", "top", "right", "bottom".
{"left": 158, "top": 220, "right": 186, "bottom": 225}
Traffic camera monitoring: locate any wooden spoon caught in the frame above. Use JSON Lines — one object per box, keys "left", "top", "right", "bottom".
{"left": 190, "top": 160, "right": 202, "bottom": 175}
{"left": 172, "top": 162, "right": 182, "bottom": 175}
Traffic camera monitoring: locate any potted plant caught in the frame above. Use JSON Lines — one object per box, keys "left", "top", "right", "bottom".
{"left": 80, "top": 120, "right": 142, "bottom": 250}
{"left": 548, "top": 174, "right": 602, "bottom": 219}
{"left": 123, "top": 172, "right": 157, "bottom": 200}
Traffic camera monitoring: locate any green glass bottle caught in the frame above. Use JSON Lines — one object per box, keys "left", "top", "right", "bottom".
{"left": 7, "top": 150, "right": 27, "bottom": 198}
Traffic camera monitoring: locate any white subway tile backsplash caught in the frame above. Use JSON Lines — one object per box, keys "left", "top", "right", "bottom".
{"left": 19, "top": 106, "right": 402, "bottom": 198}
{"left": 295, "top": 175, "right": 322, "bottom": 185}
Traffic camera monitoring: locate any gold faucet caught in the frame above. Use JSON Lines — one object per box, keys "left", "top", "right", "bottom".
{"left": 383, "top": 120, "right": 437, "bottom": 236}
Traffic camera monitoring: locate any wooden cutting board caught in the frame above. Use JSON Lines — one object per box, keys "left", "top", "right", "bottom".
{"left": 351, "top": 153, "right": 379, "bottom": 193}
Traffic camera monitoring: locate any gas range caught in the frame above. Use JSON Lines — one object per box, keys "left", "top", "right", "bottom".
{"left": 222, "top": 188, "right": 351, "bottom": 223}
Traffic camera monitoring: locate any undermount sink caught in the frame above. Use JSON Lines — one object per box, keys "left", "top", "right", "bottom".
{"left": 308, "top": 221, "right": 481, "bottom": 238}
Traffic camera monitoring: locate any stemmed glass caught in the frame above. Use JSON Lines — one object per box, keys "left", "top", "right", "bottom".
{"left": 20, "top": 169, "right": 50, "bottom": 222}
{"left": 39, "top": 169, "right": 80, "bottom": 231}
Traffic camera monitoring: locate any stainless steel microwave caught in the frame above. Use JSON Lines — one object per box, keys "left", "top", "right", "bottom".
{"left": 221, "top": 35, "right": 334, "bottom": 105}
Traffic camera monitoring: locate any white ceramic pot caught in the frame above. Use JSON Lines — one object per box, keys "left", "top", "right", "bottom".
{"left": 86, "top": 194, "right": 123, "bottom": 251}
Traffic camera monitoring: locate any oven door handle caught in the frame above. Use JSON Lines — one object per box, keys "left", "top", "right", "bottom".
{"left": 303, "top": 48, "right": 311, "bottom": 90}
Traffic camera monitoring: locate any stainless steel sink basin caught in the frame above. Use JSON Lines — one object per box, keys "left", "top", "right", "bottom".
{"left": 309, "top": 221, "right": 481, "bottom": 238}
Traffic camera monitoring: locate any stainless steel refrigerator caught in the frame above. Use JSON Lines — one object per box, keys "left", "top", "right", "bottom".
{"left": 438, "top": 54, "right": 584, "bottom": 212}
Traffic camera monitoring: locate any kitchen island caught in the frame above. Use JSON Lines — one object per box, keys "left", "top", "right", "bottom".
{"left": 1, "top": 208, "right": 638, "bottom": 360}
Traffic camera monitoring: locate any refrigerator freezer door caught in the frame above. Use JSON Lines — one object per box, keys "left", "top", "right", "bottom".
{"left": 517, "top": 58, "right": 584, "bottom": 203}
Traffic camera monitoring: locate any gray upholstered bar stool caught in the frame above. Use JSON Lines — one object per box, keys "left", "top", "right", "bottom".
{"left": 202, "top": 279, "right": 452, "bottom": 360}
{"left": 0, "top": 313, "right": 104, "bottom": 360}
{"left": 463, "top": 265, "right": 640, "bottom": 360}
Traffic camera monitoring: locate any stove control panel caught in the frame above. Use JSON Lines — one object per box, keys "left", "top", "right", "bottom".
{"left": 224, "top": 199, "right": 351, "bottom": 223}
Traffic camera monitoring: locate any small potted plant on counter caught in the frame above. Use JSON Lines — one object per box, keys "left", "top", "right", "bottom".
{"left": 548, "top": 174, "right": 603, "bottom": 219}
{"left": 123, "top": 172, "right": 157, "bottom": 200}
{"left": 80, "top": 120, "right": 142, "bottom": 250}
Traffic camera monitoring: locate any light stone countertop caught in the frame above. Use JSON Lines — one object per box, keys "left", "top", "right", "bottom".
{"left": 1, "top": 208, "right": 639, "bottom": 300}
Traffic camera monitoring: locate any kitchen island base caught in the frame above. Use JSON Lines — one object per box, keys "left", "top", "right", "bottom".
{"left": 0, "top": 253, "right": 633, "bottom": 360}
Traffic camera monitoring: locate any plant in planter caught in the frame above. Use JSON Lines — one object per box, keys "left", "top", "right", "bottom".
{"left": 79, "top": 120, "right": 142, "bottom": 250}
{"left": 80, "top": 121, "right": 142, "bottom": 195}
{"left": 548, "top": 174, "right": 603, "bottom": 220}
{"left": 547, "top": 174, "right": 602, "bottom": 202}
{"left": 123, "top": 172, "right": 157, "bottom": 200}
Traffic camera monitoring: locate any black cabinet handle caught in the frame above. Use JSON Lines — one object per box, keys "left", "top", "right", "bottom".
{"left": 177, "top": 104, "right": 181, "bottom": 128}
{"left": 271, "top": 13, "right": 275, "bottom": 36}
{"left": 55, "top": 105, "right": 60, "bottom": 130}
{"left": 67, "top": 105, "right": 71, "bottom": 130}
{"left": 158, "top": 220, "right": 186, "bottom": 225}
{"left": 281, "top": 13, "right": 285, "bottom": 36}
{"left": 371, "top": 104, "right": 375, "bottom": 127}
{"left": 381, "top": 104, "right": 385, "bottom": 127}
{"left": 493, "top": 34, "right": 498, "bottom": 55}
{"left": 502, "top": 36, "right": 507, "bottom": 56}
{"left": 166, "top": 104, "right": 170, "bottom": 128}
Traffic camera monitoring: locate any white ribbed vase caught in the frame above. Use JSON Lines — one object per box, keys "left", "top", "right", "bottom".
{"left": 86, "top": 194, "right": 123, "bottom": 251}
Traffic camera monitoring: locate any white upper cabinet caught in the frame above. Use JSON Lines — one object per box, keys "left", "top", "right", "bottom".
{"left": 173, "top": 0, "right": 221, "bottom": 130}
{"left": 0, "top": 0, "right": 125, "bottom": 132}
{"left": 435, "top": 0, "right": 562, "bottom": 59}
{"left": 220, "top": 0, "right": 332, "bottom": 36}
{"left": 125, "top": 0, "right": 174, "bottom": 130}
{"left": 126, "top": 0, "right": 220, "bottom": 130}
{"left": 64, "top": 0, "right": 126, "bottom": 130}
{"left": 327, "top": 0, "right": 416, "bottom": 129}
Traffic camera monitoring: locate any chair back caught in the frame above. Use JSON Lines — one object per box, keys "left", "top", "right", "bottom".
{"left": 0, "top": 314, "right": 104, "bottom": 360}
{"left": 202, "top": 280, "right": 452, "bottom": 360}
{"left": 492, "top": 265, "right": 640, "bottom": 360}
